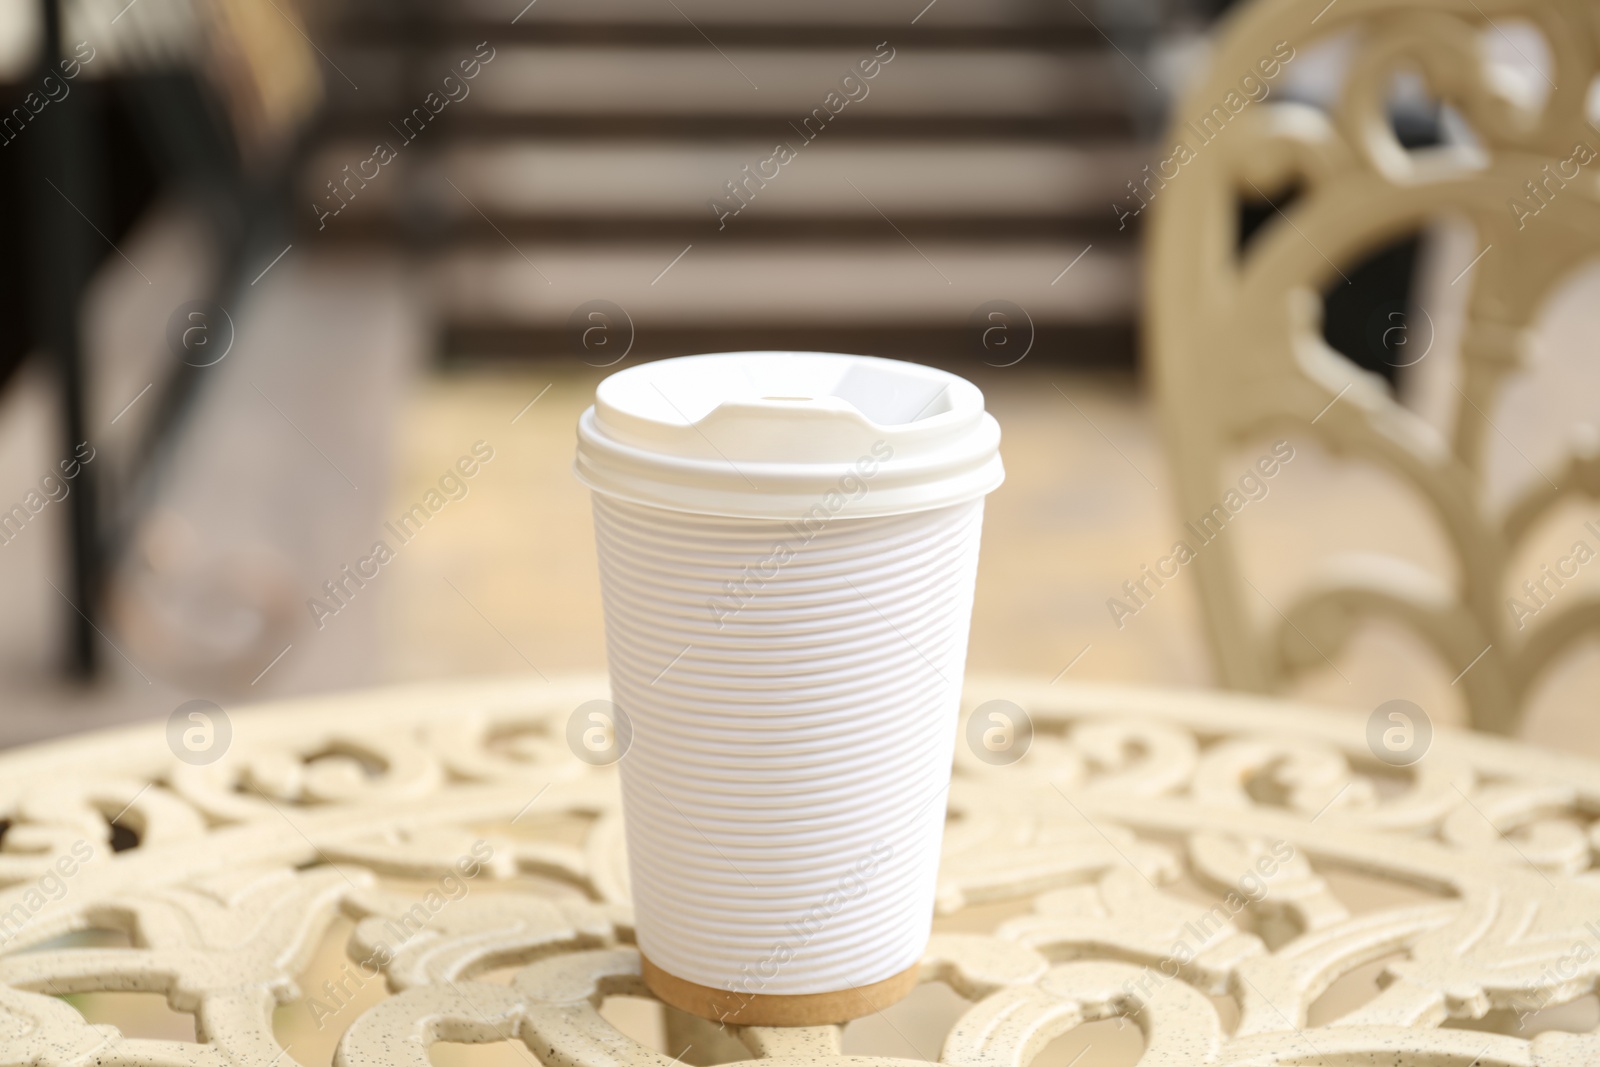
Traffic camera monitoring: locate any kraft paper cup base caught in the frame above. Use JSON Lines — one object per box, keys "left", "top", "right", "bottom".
{"left": 640, "top": 954, "right": 921, "bottom": 1027}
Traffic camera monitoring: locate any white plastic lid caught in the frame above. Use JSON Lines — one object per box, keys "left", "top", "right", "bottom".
{"left": 575, "top": 351, "right": 1004, "bottom": 519}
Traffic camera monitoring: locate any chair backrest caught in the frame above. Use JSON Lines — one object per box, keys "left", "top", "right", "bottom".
{"left": 1145, "top": 0, "right": 1600, "bottom": 733}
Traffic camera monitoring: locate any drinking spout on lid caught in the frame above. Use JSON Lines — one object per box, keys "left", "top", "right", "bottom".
{"left": 697, "top": 396, "right": 881, "bottom": 463}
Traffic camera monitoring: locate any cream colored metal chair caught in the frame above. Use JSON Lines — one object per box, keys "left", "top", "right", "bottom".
{"left": 1146, "top": 0, "right": 1600, "bottom": 733}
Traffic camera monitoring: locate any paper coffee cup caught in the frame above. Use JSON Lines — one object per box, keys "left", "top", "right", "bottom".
{"left": 575, "top": 352, "right": 1003, "bottom": 1026}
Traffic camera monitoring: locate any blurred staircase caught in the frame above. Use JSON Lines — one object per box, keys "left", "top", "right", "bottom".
{"left": 311, "top": 0, "right": 1145, "bottom": 365}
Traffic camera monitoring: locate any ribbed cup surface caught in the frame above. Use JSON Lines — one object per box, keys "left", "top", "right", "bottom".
{"left": 592, "top": 493, "right": 984, "bottom": 996}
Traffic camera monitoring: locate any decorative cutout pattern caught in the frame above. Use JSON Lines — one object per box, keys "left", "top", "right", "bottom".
{"left": 1146, "top": 0, "right": 1600, "bottom": 733}
{"left": 1, "top": 675, "right": 1597, "bottom": 1066}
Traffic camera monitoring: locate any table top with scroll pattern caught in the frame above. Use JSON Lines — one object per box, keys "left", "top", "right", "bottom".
{"left": 1, "top": 675, "right": 1597, "bottom": 1067}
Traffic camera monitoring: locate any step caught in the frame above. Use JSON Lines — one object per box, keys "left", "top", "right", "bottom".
{"left": 303, "top": 139, "right": 1144, "bottom": 242}
{"left": 325, "top": 0, "right": 1108, "bottom": 41}
{"left": 443, "top": 320, "right": 1135, "bottom": 365}
{"left": 432, "top": 240, "right": 1133, "bottom": 341}
{"left": 334, "top": 22, "right": 1106, "bottom": 49}
{"left": 445, "top": 0, "right": 1101, "bottom": 26}
{"left": 323, "top": 45, "right": 1131, "bottom": 139}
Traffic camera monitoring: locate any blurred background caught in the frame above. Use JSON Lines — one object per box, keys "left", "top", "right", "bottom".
{"left": 0, "top": 0, "right": 1596, "bottom": 755}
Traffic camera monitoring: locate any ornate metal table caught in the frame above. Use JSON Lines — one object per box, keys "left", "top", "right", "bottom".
{"left": 2, "top": 676, "right": 1597, "bottom": 1067}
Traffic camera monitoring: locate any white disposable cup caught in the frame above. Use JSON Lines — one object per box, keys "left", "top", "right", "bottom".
{"left": 575, "top": 352, "right": 1003, "bottom": 1024}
